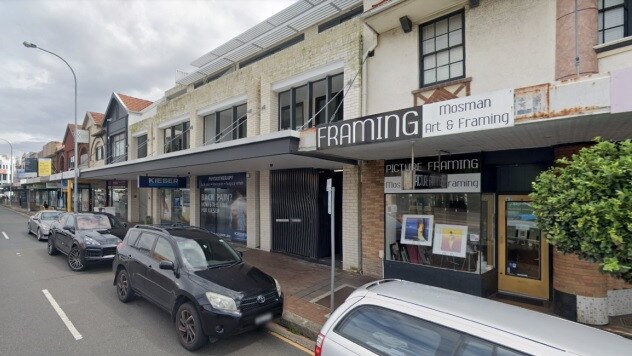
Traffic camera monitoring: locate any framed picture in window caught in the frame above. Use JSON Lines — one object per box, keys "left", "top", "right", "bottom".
{"left": 400, "top": 215, "right": 434, "bottom": 246}
{"left": 432, "top": 224, "right": 468, "bottom": 258}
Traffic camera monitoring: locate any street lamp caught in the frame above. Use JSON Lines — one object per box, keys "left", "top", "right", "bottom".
{"left": 23, "top": 41, "right": 78, "bottom": 213}
{"left": 0, "top": 138, "right": 13, "bottom": 208}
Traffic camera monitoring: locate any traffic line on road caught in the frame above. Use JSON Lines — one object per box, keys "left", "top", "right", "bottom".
{"left": 267, "top": 330, "right": 312, "bottom": 355}
{"left": 42, "top": 289, "right": 83, "bottom": 341}
{"left": 2, "top": 232, "right": 8, "bottom": 239}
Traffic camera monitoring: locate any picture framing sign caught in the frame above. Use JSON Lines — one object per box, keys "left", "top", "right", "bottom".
{"left": 400, "top": 215, "right": 434, "bottom": 246}
{"left": 432, "top": 224, "right": 468, "bottom": 258}
{"left": 422, "top": 89, "right": 514, "bottom": 137}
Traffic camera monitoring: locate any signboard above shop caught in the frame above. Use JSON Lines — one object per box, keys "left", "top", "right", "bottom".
{"left": 138, "top": 176, "right": 187, "bottom": 188}
{"left": 316, "top": 106, "right": 423, "bottom": 150}
{"left": 24, "top": 158, "right": 38, "bottom": 178}
{"left": 422, "top": 89, "right": 514, "bottom": 137}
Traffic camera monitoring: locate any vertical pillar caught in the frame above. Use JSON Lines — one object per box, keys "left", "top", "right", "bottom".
{"left": 555, "top": 0, "right": 598, "bottom": 80}
{"left": 259, "top": 170, "right": 272, "bottom": 251}
{"left": 360, "top": 161, "right": 385, "bottom": 278}
{"left": 191, "top": 113, "right": 203, "bottom": 149}
{"left": 128, "top": 180, "right": 139, "bottom": 224}
{"left": 151, "top": 188, "right": 160, "bottom": 224}
{"left": 189, "top": 176, "right": 200, "bottom": 226}
{"left": 342, "top": 165, "right": 361, "bottom": 271}
{"left": 247, "top": 171, "right": 260, "bottom": 248}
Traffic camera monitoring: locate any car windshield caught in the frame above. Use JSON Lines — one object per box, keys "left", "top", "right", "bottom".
{"left": 41, "top": 212, "right": 62, "bottom": 220}
{"left": 76, "top": 214, "right": 112, "bottom": 230}
{"left": 176, "top": 237, "right": 240, "bottom": 270}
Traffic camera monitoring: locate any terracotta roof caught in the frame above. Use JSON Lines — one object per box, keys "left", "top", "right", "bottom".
{"left": 116, "top": 93, "right": 153, "bottom": 112}
{"left": 90, "top": 112, "right": 105, "bottom": 126}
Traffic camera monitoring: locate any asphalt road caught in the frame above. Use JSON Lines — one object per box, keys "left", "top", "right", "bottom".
{"left": 0, "top": 207, "right": 309, "bottom": 356}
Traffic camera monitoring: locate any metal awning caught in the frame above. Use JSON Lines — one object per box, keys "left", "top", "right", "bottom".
{"left": 80, "top": 131, "right": 355, "bottom": 181}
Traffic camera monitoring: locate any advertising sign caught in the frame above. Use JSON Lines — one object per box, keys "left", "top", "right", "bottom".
{"left": 422, "top": 89, "right": 514, "bottom": 137}
{"left": 76, "top": 129, "right": 90, "bottom": 144}
{"left": 385, "top": 153, "right": 481, "bottom": 193}
{"left": 199, "top": 173, "right": 247, "bottom": 243}
{"left": 38, "top": 158, "right": 52, "bottom": 177}
{"left": 138, "top": 176, "right": 187, "bottom": 188}
{"left": 316, "top": 106, "right": 423, "bottom": 149}
{"left": 24, "top": 158, "right": 38, "bottom": 178}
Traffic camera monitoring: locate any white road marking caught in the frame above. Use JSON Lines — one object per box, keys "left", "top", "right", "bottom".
{"left": 42, "top": 289, "right": 83, "bottom": 341}
{"left": 2, "top": 232, "right": 8, "bottom": 239}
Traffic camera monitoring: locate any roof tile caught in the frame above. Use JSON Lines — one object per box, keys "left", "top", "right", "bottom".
{"left": 116, "top": 93, "right": 153, "bottom": 112}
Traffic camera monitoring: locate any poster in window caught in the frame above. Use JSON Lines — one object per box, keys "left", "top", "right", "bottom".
{"left": 400, "top": 215, "right": 433, "bottom": 246}
{"left": 432, "top": 224, "right": 468, "bottom": 258}
{"left": 199, "top": 173, "right": 247, "bottom": 243}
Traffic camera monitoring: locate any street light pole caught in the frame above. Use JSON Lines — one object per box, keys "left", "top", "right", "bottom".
{"left": 0, "top": 138, "right": 13, "bottom": 208}
{"left": 23, "top": 41, "right": 78, "bottom": 214}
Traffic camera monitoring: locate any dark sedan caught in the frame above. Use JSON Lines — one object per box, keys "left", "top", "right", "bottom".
{"left": 113, "top": 226, "right": 283, "bottom": 351}
{"left": 48, "top": 213, "right": 123, "bottom": 271}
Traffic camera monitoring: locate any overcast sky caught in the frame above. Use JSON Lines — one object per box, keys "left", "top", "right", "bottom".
{"left": 0, "top": 0, "right": 294, "bottom": 156}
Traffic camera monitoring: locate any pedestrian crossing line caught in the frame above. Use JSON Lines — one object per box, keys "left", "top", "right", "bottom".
{"left": 2, "top": 232, "right": 8, "bottom": 239}
{"left": 42, "top": 289, "right": 83, "bottom": 341}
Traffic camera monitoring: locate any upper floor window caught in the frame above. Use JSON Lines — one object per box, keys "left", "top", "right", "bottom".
{"left": 95, "top": 145, "right": 104, "bottom": 161}
{"left": 203, "top": 104, "right": 247, "bottom": 144}
{"left": 137, "top": 134, "right": 147, "bottom": 158}
{"left": 420, "top": 10, "right": 465, "bottom": 87}
{"left": 279, "top": 73, "right": 344, "bottom": 130}
{"left": 598, "top": 0, "right": 630, "bottom": 44}
{"left": 164, "top": 122, "right": 189, "bottom": 153}
{"left": 111, "top": 132, "right": 126, "bottom": 163}
{"left": 79, "top": 148, "right": 88, "bottom": 165}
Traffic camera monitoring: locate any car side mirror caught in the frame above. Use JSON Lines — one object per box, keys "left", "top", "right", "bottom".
{"left": 64, "top": 225, "right": 75, "bottom": 233}
{"left": 159, "top": 260, "right": 175, "bottom": 270}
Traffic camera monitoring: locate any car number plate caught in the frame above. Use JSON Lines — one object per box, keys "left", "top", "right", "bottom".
{"left": 255, "top": 312, "right": 272, "bottom": 325}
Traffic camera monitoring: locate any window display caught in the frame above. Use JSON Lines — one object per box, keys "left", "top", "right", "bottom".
{"left": 199, "top": 173, "right": 247, "bottom": 243}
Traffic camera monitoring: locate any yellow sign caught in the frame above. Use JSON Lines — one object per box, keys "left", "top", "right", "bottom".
{"left": 38, "top": 158, "right": 52, "bottom": 176}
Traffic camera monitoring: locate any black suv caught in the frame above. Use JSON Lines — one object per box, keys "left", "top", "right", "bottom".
{"left": 112, "top": 225, "right": 283, "bottom": 350}
{"left": 48, "top": 213, "right": 124, "bottom": 271}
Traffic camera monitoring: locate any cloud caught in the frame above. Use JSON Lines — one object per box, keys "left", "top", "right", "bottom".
{"left": 0, "top": 0, "right": 294, "bottom": 156}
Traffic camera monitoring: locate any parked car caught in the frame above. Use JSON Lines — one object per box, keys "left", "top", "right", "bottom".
{"left": 48, "top": 213, "right": 123, "bottom": 271}
{"left": 93, "top": 212, "right": 129, "bottom": 239}
{"left": 113, "top": 225, "right": 283, "bottom": 351}
{"left": 315, "top": 279, "right": 631, "bottom": 356}
{"left": 27, "top": 210, "right": 63, "bottom": 241}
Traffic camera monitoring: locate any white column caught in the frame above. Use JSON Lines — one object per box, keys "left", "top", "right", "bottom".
{"left": 259, "top": 170, "right": 271, "bottom": 251}
{"left": 189, "top": 176, "right": 200, "bottom": 226}
{"left": 247, "top": 171, "right": 260, "bottom": 248}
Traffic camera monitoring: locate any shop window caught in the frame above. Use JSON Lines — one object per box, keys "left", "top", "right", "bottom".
{"left": 278, "top": 73, "right": 344, "bottom": 130}
{"left": 164, "top": 122, "right": 189, "bottom": 153}
{"left": 420, "top": 10, "right": 465, "bottom": 87}
{"left": 203, "top": 103, "right": 247, "bottom": 144}
{"left": 160, "top": 189, "right": 190, "bottom": 225}
{"left": 199, "top": 173, "right": 247, "bottom": 244}
{"left": 598, "top": 0, "right": 630, "bottom": 44}
{"left": 137, "top": 134, "right": 147, "bottom": 158}
{"left": 111, "top": 132, "right": 126, "bottom": 163}
{"left": 385, "top": 193, "right": 495, "bottom": 274}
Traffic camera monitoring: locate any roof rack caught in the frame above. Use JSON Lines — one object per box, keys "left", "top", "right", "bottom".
{"left": 133, "top": 224, "right": 169, "bottom": 234}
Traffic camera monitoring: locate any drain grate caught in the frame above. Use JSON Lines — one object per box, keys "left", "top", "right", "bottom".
{"left": 313, "top": 286, "right": 356, "bottom": 309}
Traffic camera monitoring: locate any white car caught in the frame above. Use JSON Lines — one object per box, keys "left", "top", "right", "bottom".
{"left": 27, "top": 210, "right": 63, "bottom": 241}
{"left": 316, "top": 279, "right": 631, "bottom": 356}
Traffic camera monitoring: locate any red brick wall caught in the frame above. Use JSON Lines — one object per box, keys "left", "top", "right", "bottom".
{"left": 552, "top": 143, "right": 631, "bottom": 295}
{"left": 360, "top": 160, "right": 384, "bottom": 278}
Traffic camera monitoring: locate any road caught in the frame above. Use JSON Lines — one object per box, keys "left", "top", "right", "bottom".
{"left": 0, "top": 207, "right": 309, "bottom": 356}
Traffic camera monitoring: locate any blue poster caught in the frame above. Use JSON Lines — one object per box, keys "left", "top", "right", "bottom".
{"left": 199, "top": 173, "right": 247, "bottom": 243}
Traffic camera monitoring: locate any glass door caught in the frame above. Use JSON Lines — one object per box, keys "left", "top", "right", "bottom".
{"left": 498, "top": 195, "right": 549, "bottom": 299}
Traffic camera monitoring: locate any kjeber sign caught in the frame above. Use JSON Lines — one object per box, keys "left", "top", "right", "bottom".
{"left": 138, "top": 176, "right": 187, "bottom": 188}
{"left": 422, "top": 89, "right": 514, "bottom": 137}
{"left": 316, "top": 106, "right": 423, "bottom": 149}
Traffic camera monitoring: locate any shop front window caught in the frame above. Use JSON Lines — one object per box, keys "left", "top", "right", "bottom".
{"left": 160, "top": 189, "right": 190, "bottom": 225}
{"left": 109, "top": 186, "right": 127, "bottom": 221}
{"left": 385, "top": 193, "right": 495, "bottom": 274}
{"left": 199, "top": 173, "right": 247, "bottom": 244}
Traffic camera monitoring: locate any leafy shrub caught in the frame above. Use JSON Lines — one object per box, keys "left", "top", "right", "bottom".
{"left": 530, "top": 139, "right": 632, "bottom": 283}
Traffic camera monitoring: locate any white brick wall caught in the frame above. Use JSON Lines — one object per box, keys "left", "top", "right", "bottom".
{"left": 342, "top": 164, "right": 361, "bottom": 270}
{"left": 259, "top": 170, "right": 271, "bottom": 252}
{"left": 247, "top": 171, "right": 260, "bottom": 248}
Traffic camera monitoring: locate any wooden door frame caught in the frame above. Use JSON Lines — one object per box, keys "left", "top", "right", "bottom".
{"left": 498, "top": 195, "right": 550, "bottom": 300}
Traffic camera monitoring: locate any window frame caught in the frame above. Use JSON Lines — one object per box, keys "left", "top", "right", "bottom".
{"left": 419, "top": 9, "right": 466, "bottom": 88}
{"left": 203, "top": 103, "right": 248, "bottom": 145}
{"left": 163, "top": 122, "right": 190, "bottom": 153}
{"left": 134, "top": 232, "right": 158, "bottom": 254}
{"left": 278, "top": 72, "right": 344, "bottom": 131}
{"left": 137, "top": 134, "right": 148, "bottom": 158}
{"left": 95, "top": 145, "right": 104, "bottom": 161}
{"left": 111, "top": 132, "right": 126, "bottom": 162}
{"left": 597, "top": 0, "right": 631, "bottom": 44}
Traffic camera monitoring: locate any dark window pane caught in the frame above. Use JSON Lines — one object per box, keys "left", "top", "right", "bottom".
{"left": 136, "top": 232, "right": 157, "bottom": 252}
{"left": 137, "top": 134, "right": 147, "bottom": 158}
{"left": 204, "top": 113, "right": 217, "bottom": 144}
{"left": 218, "top": 108, "right": 233, "bottom": 142}
{"left": 312, "top": 79, "right": 327, "bottom": 126}
{"left": 293, "top": 85, "right": 308, "bottom": 130}
{"left": 235, "top": 104, "right": 247, "bottom": 139}
{"left": 279, "top": 90, "right": 291, "bottom": 130}
{"left": 329, "top": 74, "right": 344, "bottom": 123}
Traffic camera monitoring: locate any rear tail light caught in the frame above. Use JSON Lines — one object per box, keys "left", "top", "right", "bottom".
{"left": 315, "top": 332, "right": 325, "bottom": 356}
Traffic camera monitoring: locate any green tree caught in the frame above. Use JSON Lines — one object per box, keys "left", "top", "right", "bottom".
{"left": 530, "top": 139, "right": 632, "bottom": 283}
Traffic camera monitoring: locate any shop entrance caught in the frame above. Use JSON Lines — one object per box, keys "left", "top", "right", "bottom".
{"left": 498, "top": 195, "right": 549, "bottom": 300}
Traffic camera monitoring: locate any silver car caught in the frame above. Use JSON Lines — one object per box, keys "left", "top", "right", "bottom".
{"left": 27, "top": 210, "right": 63, "bottom": 241}
{"left": 316, "top": 279, "right": 631, "bottom": 356}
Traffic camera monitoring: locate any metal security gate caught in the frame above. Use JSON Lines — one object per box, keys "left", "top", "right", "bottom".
{"left": 271, "top": 169, "right": 320, "bottom": 258}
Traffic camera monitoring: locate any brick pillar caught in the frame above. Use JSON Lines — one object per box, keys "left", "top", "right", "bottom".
{"left": 342, "top": 165, "right": 361, "bottom": 271}
{"left": 555, "top": 0, "right": 598, "bottom": 80}
{"left": 360, "top": 160, "right": 384, "bottom": 278}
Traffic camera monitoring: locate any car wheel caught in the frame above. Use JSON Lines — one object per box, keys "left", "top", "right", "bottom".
{"left": 36, "top": 228, "right": 44, "bottom": 241}
{"left": 116, "top": 269, "right": 134, "bottom": 303}
{"left": 47, "top": 236, "right": 59, "bottom": 255}
{"left": 67, "top": 246, "right": 86, "bottom": 271}
{"left": 176, "top": 302, "right": 208, "bottom": 351}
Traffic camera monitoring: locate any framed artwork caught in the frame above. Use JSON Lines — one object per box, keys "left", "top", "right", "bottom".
{"left": 389, "top": 243, "right": 401, "bottom": 261}
{"left": 432, "top": 224, "right": 468, "bottom": 258}
{"left": 400, "top": 215, "right": 434, "bottom": 246}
